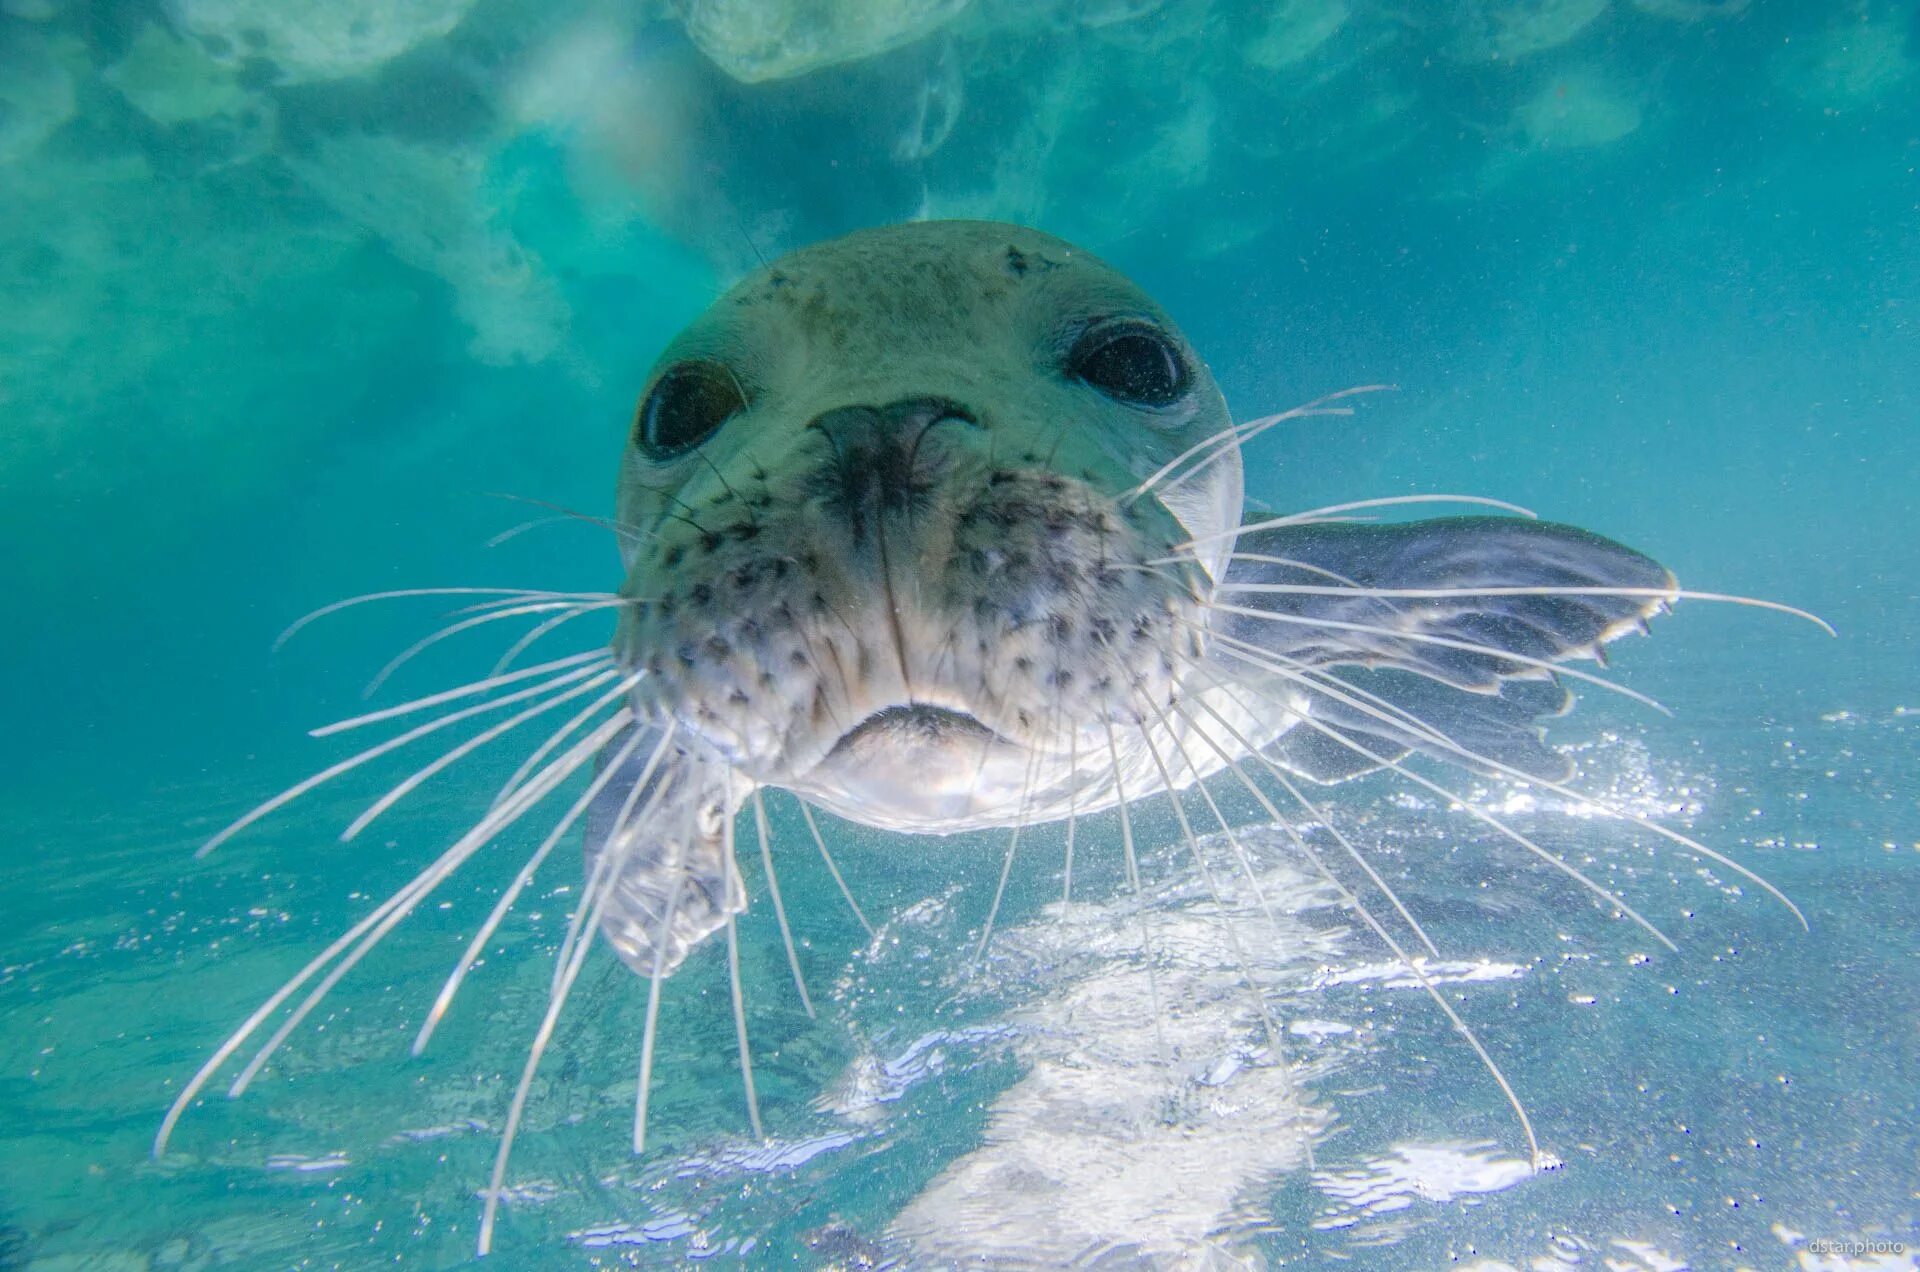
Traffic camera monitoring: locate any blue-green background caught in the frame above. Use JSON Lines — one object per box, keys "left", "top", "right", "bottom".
{"left": 2, "top": 1, "right": 1915, "bottom": 1267}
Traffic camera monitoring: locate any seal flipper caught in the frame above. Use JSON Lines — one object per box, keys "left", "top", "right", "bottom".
{"left": 1217, "top": 517, "right": 1673, "bottom": 784}
{"left": 583, "top": 726, "right": 748, "bottom": 977}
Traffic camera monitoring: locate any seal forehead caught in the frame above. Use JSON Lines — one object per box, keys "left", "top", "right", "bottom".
{"left": 709, "top": 221, "right": 1172, "bottom": 364}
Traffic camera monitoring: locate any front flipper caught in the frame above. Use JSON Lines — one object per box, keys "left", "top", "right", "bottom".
{"left": 1215, "top": 517, "right": 1675, "bottom": 784}
{"left": 583, "top": 726, "right": 750, "bottom": 977}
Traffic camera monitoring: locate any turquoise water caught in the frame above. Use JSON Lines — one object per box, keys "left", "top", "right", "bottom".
{"left": 3, "top": 2, "right": 1917, "bottom": 1268}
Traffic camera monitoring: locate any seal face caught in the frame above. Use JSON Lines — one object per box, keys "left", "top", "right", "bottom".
{"left": 614, "top": 221, "right": 1242, "bottom": 832}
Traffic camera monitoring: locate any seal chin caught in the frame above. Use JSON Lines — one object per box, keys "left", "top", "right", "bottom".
{"left": 799, "top": 701, "right": 1042, "bottom": 831}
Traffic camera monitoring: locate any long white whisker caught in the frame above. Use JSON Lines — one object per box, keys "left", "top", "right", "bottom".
{"left": 1125, "top": 385, "right": 1393, "bottom": 504}
{"left": 311, "top": 651, "right": 611, "bottom": 738}
{"left": 156, "top": 709, "right": 627, "bottom": 1155}
{"left": 1168, "top": 699, "right": 1544, "bottom": 1166}
{"left": 1206, "top": 603, "right": 1671, "bottom": 714}
{"left": 1177, "top": 495, "right": 1539, "bottom": 556}
{"left": 413, "top": 723, "right": 675, "bottom": 1056}
{"left": 796, "top": 799, "right": 875, "bottom": 938}
{"left": 1199, "top": 656, "right": 1680, "bottom": 951}
{"left": 1133, "top": 716, "right": 1292, "bottom": 1084}
{"left": 973, "top": 745, "right": 1043, "bottom": 963}
{"left": 634, "top": 791, "right": 697, "bottom": 1155}
{"left": 1139, "top": 696, "right": 1285, "bottom": 941}
{"left": 362, "top": 602, "right": 600, "bottom": 698}
{"left": 484, "top": 515, "right": 574, "bottom": 548}
{"left": 488, "top": 601, "right": 630, "bottom": 676}
{"left": 753, "top": 790, "right": 814, "bottom": 1018}
{"left": 227, "top": 714, "right": 629, "bottom": 1098}
{"left": 195, "top": 660, "right": 610, "bottom": 859}
{"left": 552, "top": 769, "right": 679, "bottom": 1002}
{"left": 1155, "top": 551, "right": 1380, "bottom": 594}
{"left": 1102, "top": 720, "right": 1166, "bottom": 1059}
{"left": 1151, "top": 406, "right": 1356, "bottom": 501}
{"left": 273, "top": 587, "right": 619, "bottom": 652}
{"left": 1188, "top": 624, "right": 1468, "bottom": 759}
{"left": 486, "top": 671, "right": 646, "bottom": 813}
{"left": 342, "top": 669, "right": 637, "bottom": 843}
{"left": 1174, "top": 685, "right": 1441, "bottom": 959}
{"left": 1256, "top": 645, "right": 1807, "bottom": 930}
{"left": 475, "top": 751, "right": 644, "bottom": 1258}
{"left": 478, "top": 491, "right": 651, "bottom": 549}
{"left": 1182, "top": 386, "right": 1393, "bottom": 479}
{"left": 721, "top": 785, "right": 764, "bottom": 1141}
{"left": 1209, "top": 582, "right": 1833, "bottom": 636}
{"left": 1060, "top": 733, "right": 1079, "bottom": 905}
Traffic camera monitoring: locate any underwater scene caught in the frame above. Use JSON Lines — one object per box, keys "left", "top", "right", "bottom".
{"left": 3, "top": 0, "right": 1918, "bottom": 1268}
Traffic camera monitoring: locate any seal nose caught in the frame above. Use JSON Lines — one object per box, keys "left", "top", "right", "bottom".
{"left": 808, "top": 396, "right": 977, "bottom": 526}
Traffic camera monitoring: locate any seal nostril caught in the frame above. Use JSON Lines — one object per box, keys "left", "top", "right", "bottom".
{"left": 808, "top": 397, "right": 976, "bottom": 524}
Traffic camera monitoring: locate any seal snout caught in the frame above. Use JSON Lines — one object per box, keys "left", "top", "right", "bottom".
{"left": 807, "top": 396, "right": 980, "bottom": 528}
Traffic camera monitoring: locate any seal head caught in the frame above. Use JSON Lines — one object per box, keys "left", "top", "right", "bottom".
{"left": 614, "top": 221, "right": 1242, "bottom": 830}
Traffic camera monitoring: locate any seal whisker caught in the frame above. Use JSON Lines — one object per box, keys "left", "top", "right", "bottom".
{"left": 1150, "top": 552, "right": 1381, "bottom": 596}
{"left": 973, "top": 744, "right": 1046, "bottom": 964}
{"left": 1102, "top": 719, "right": 1167, "bottom": 1061}
{"left": 552, "top": 768, "right": 679, "bottom": 1001}
{"left": 1060, "top": 733, "right": 1079, "bottom": 905}
{"left": 752, "top": 790, "right": 814, "bottom": 1018}
{"left": 1176, "top": 495, "right": 1540, "bottom": 556}
{"left": 485, "top": 671, "right": 647, "bottom": 813}
{"left": 483, "top": 515, "right": 577, "bottom": 548}
{"left": 1167, "top": 681, "right": 1442, "bottom": 960}
{"left": 229, "top": 714, "right": 632, "bottom": 1099}
{"left": 155, "top": 712, "right": 629, "bottom": 1156}
{"left": 1257, "top": 648, "right": 1808, "bottom": 930}
{"left": 1133, "top": 715, "right": 1299, "bottom": 1118}
{"left": 1202, "top": 603, "right": 1671, "bottom": 714}
{"left": 795, "top": 798, "right": 875, "bottom": 938}
{"left": 311, "top": 651, "right": 612, "bottom": 737}
{"left": 273, "top": 587, "right": 620, "bottom": 652}
{"left": 362, "top": 601, "right": 617, "bottom": 699}
{"left": 476, "top": 751, "right": 646, "bottom": 1258}
{"left": 479, "top": 491, "right": 654, "bottom": 548}
{"left": 1124, "top": 385, "right": 1393, "bottom": 506}
{"left": 1168, "top": 698, "right": 1545, "bottom": 1168}
{"left": 444, "top": 593, "right": 627, "bottom": 618}
{"left": 1209, "top": 581, "right": 1831, "bottom": 635}
{"left": 343, "top": 669, "right": 637, "bottom": 842}
{"left": 720, "top": 781, "right": 765, "bottom": 1141}
{"left": 1197, "top": 654, "right": 1682, "bottom": 951}
{"left": 1166, "top": 386, "right": 1395, "bottom": 489}
{"left": 1140, "top": 695, "right": 1286, "bottom": 942}
{"left": 488, "top": 600, "right": 635, "bottom": 676}
{"left": 633, "top": 792, "right": 697, "bottom": 1156}
{"left": 414, "top": 723, "right": 676, "bottom": 1056}
{"left": 196, "top": 659, "right": 613, "bottom": 859}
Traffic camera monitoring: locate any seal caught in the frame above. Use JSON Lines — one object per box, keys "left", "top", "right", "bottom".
{"left": 159, "top": 220, "right": 1821, "bottom": 1255}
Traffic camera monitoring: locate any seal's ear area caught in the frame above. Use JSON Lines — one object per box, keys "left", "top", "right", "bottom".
{"left": 1216, "top": 516, "right": 1676, "bottom": 694}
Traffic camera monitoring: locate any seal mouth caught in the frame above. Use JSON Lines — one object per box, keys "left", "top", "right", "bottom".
{"left": 830, "top": 704, "right": 999, "bottom": 757}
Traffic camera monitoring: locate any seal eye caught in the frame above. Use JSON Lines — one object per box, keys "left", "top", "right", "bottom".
{"left": 1067, "top": 320, "right": 1189, "bottom": 408}
{"left": 635, "top": 361, "right": 746, "bottom": 458}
